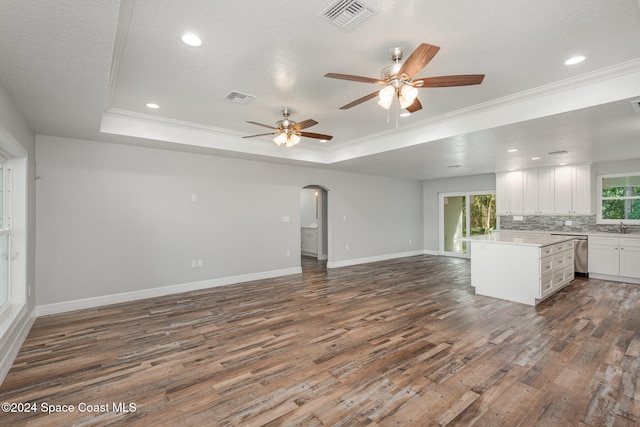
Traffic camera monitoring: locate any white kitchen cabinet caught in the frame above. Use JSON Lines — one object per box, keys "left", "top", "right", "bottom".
{"left": 554, "top": 164, "right": 591, "bottom": 214}
{"left": 496, "top": 171, "right": 523, "bottom": 215}
{"left": 589, "top": 236, "right": 640, "bottom": 279}
{"left": 523, "top": 168, "right": 554, "bottom": 214}
{"left": 620, "top": 239, "right": 640, "bottom": 278}
{"left": 588, "top": 236, "right": 620, "bottom": 275}
{"left": 301, "top": 227, "right": 318, "bottom": 256}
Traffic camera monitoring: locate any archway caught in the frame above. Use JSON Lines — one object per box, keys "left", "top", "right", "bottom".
{"left": 300, "top": 185, "right": 329, "bottom": 270}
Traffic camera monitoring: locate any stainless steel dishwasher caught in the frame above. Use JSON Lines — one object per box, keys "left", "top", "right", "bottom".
{"left": 552, "top": 233, "right": 588, "bottom": 277}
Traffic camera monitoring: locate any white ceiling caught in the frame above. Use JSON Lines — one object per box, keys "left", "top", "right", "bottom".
{"left": 1, "top": 0, "right": 640, "bottom": 180}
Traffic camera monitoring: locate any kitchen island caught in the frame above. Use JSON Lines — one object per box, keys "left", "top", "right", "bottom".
{"left": 459, "top": 232, "right": 576, "bottom": 306}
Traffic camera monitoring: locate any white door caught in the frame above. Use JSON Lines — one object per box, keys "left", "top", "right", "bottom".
{"left": 440, "top": 191, "right": 496, "bottom": 258}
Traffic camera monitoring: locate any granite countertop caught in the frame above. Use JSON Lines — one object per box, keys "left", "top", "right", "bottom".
{"left": 498, "top": 230, "right": 640, "bottom": 239}
{"left": 458, "top": 231, "right": 576, "bottom": 247}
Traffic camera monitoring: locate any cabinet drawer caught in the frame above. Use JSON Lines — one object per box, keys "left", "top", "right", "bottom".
{"left": 541, "top": 256, "right": 553, "bottom": 276}
{"left": 553, "top": 253, "right": 567, "bottom": 269}
{"left": 565, "top": 250, "right": 575, "bottom": 265}
{"left": 540, "top": 245, "right": 554, "bottom": 257}
{"left": 589, "top": 236, "right": 619, "bottom": 246}
{"left": 553, "top": 240, "right": 574, "bottom": 253}
{"left": 554, "top": 270, "right": 566, "bottom": 289}
{"left": 564, "top": 266, "right": 575, "bottom": 283}
{"left": 540, "top": 275, "right": 554, "bottom": 297}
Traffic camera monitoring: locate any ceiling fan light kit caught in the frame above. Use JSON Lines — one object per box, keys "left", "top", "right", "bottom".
{"left": 325, "top": 42, "right": 485, "bottom": 115}
{"left": 243, "top": 109, "right": 333, "bottom": 147}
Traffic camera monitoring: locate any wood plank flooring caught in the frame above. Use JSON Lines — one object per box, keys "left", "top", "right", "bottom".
{"left": 0, "top": 255, "right": 639, "bottom": 426}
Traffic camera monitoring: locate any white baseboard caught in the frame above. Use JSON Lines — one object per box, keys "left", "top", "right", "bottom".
{"left": 589, "top": 273, "right": 640, "bottom": 285}
{"left": 36, "top": 267, "right": 302, "bottom": 317}
{"left": 0, "top": 306, "right": 36, "bottom": 385}
{"left": 327, "top": 250, "right": 427, "bottom": 269}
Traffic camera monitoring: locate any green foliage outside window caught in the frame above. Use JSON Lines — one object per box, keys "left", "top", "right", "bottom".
{"left": 468, "top": 194, "right": 496, "bottom": 235}
{"left": 600, "top": 176, "right": 640, "bottom": 220}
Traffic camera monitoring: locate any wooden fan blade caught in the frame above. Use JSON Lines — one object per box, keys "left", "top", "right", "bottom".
{"left": 398, "top": 43, "right": 440, "bottom": 80}
{"left": 339, "top": 91, "right": 380, "bottom": 109}
{"left": 246, "top": 120, "right": 276, "bottom": 129}
{"left": 413, "top": 74, "right": 485, "bottom": 87}
{"left": 405, "top": 98, "right": 422, "bottom": 113}
{"left": 292, "top": 119, "right": 318, "bottom": 131}
{"left": 300, "top": 131, "right": 333, "bottom": 140}
{"left": 242, "top": 132, "right": 274, "bottom": 139}
{"left": 325, "top": 73, "right": 384, "bottom": 84}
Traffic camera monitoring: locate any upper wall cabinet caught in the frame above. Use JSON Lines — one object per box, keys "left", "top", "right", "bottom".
{"left": 554, "top": 164, "right": 592, "bottom": 215}
{"left": 497, "top": 164, "right": 591, "bottom": 216}
{"left": 496, "top": 170, "right": 523, "bottom": 215}
{"left": 523, "top": 168, "right": 555, "bottom": 215}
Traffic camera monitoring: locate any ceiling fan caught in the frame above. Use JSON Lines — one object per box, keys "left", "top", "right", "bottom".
{"left": 243, "top": 109, "right": 333, "bottom": 147}
{"left": 325, "top": 43, "right": 485, "bottom": 113}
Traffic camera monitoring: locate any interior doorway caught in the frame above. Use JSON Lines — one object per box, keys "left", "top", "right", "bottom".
{"left": 300, "top": 186, "right": 328, "bottom": 268}
{"left": 439, "top": 191, "right": 496, "bottom": 258}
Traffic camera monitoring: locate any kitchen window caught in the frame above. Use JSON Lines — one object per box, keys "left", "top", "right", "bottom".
{"left": 597, "top": 172, "right": 640, "bottom": 224}
{"left": 0, "top": 161, "right": 6, "bottom": 310}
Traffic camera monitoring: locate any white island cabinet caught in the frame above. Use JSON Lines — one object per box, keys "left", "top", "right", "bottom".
{"left": 459, "top": 232, "right": 575, "bottom": 306}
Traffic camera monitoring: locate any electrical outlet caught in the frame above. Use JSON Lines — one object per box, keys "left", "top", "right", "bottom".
{"left": 197, "top": 259, "right": 203, "bottom": 267}
{"left": 191, "top": 260, "right": 197, "bottom": 268}
{"left": 345, "top": 244, "right": 349, "bottom": 250}
{"left": 286, "top": 250, "right": 291, "bottom": 256}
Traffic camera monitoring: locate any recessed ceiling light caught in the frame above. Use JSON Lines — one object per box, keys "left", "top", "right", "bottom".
{"left": 507, "top": 148, "right": 518, "bottom": 153}
{"left": 146, "top": 103, "right": 160, "bottom": 109}
{"left": 181, "top": 33, "right": 202, "bottom": 47}
{"left": 564, "top": 55, "right": 587, "bottom": 65}
{"left": 558, "top": 162, "right": 568, "bottom": 166}
{"left": 531, "top": 156, "right": 541, "bottom": 160}
{"left": 319, "top": 139, "right": 328, "bottom": 143}
{"left": 399, "top": 112, "right": 411, "bottom": 118}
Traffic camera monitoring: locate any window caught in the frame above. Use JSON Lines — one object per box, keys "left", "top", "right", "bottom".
{"left": 0, "top": 160, "right": 9, "bottom": 310}
{"left": 597, "top": 173, "right": 640, "bottom": 224}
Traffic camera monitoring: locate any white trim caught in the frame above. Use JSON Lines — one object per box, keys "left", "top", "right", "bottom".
{"left": 327, "top": 250, "right": 425, "bottom": 269}
{"left": 589, "top": 273, "right": 640, "bottom": 285}
{"left": 101, "top": 60, "right": 640, "bottom": 164}
{"left": 36, "top": 267, "right": 302, "bottom": 316}
{"left": 0, "top": 305, "right": 36, "bottom": 385}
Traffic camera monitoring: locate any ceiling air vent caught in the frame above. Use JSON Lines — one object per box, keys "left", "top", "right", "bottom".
{"left": 548, "top": 150, "right": 570, "bottom": 155}
{"left": 320, "top": 0, "right": 375, "bottom": 31}
{"left": 631, "top": 99, "right": 640, "bottom": 113}
{"left": 223, "top": 91, "right": 256, "bottom": 105}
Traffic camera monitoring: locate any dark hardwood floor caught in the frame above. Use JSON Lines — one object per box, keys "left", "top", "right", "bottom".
{"left": 1, "top": 255, "right": 638, "bottom": 426}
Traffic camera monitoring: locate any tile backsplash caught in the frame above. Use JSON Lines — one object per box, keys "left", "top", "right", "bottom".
{"left": 499, "top": 214, "right": 640, "bottom": 234}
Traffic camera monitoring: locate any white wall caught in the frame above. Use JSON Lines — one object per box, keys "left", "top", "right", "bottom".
{"left": 423, "top": 174, "right": 496, "bottom": 253}
{"left": 35, "top": 136, "right": 424, "bottom": 310}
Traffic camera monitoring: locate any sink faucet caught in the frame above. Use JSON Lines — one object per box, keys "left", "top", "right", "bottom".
{"left": 620, "top": 221, "right": 628, "bottom": 234}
